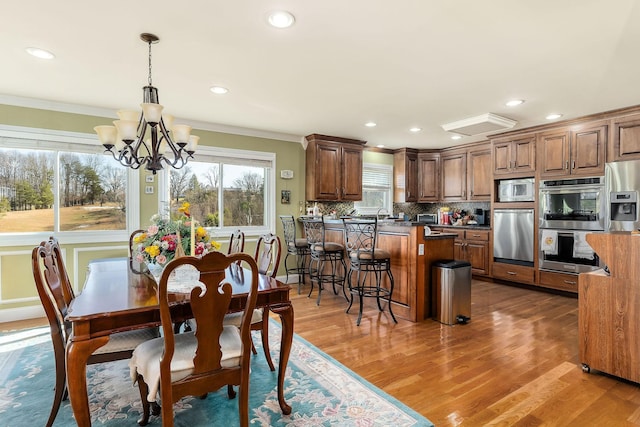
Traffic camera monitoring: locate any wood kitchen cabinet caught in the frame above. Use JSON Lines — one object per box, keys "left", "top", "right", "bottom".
{"left": 539, "top": 123, "right": 606, "bottom": 178}
{"left": 393, "top": 148, "right": 419, "bottom": 202}
{"left": 610, "top": 113, "right": 640, "bottom": 162}
{"left": 431, "top": 228, "right": 490, "bottom": 276}
{"left": 305, "top": 134, "right": 365, "bottom": 201}
{"left": 579, "top": 232, "right": 640, "bottom": 383}
{"left": 492, "top": 134, "right": 536, "bottom": 176}
{"left": 467, "top": 146, "right": 491, "bottom": 200}
{"left": 538, "top": 270, "right": 578, "bottom": 293}
{"left": 440, "top": 149, "right": 467, "bottom": 201}
{"left": 491, "top": 262, "right": 535, "bottom": 285}
{"left": 418, "top": 152, "right": 440, "bottom": 202}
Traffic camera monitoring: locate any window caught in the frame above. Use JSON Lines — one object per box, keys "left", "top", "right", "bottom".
{"left": 0, "top": 125, "right": 139, "bottom": 246}
{"left": 354, "top": 163, "right": 393, "bottom": 215}
{"left": 160, "top": 145, "right": 275, "bottom": 236}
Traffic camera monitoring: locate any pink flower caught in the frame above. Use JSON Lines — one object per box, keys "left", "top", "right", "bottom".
{"left": 156, "top": 254, "right": 167, "bottom": 265}
{"left": 195, "top": 242, "right": 205, "bottom": 255}
{"left": 147, "top": 225, "right": 159, "bottom": 236}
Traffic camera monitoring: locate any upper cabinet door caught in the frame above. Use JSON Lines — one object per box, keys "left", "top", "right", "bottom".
{"left": 341, "top": 145, "right": 364, "bottom": 200}
{"left": 313, "top": 141, "right": 342, "bottom": 200}
{"left": 418, "top": 153, "right": 439, "bottom": 202}
{"left": 571, "top": 124, "right": 606, "bottom": 175}
{"left": 467, "top": 147, "right": 491, "bottom": 200}
{"left": 539, "top": 130, "right": 571, "bottom": 177}
{"left": 441, "top": 150, "right": 467, "bottom": 201}
{"left": 305, "top": 134, "right": 365, "bottom": 201}
{"left": 393, "top": 149, "right": 419, "bottom": 202}
{"left": 539, "top": 124, "right": 606, "bottom": 178}
{"left": 611, "top": 114, "right": 640, "bottom": 162}
{"left": 492, "top": 135, "right": 536, "bottom": 177}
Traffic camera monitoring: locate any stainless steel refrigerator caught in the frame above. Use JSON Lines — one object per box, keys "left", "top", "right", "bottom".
{"left": 606, "top": 160, "right": 640, "bottom": 231}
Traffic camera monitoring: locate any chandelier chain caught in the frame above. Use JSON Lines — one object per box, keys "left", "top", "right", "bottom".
{"left": 147, "top": 40, "right": 153, "bottom": 86}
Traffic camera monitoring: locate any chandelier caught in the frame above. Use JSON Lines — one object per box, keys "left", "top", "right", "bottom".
{"left": 94, "top": 33, "right": 198, "bottom": 174}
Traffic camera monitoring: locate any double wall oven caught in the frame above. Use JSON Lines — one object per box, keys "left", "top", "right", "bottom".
{"left": 538, "top": 176, "right": 605, "bottom": 274}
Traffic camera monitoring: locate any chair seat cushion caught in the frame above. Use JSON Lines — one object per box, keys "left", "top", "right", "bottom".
{"left": 311, "top": 242, "right": 344, "bottom": 252}
{"left": 349, "top": 248, "right": 391, "bottom": 261}
{"left": 129, "top": 327, "right": 241, "bottom": 401}
{"left": 222, "top": 308, "right": 263, "bottom": 327}
{"left": 289, "top": 238, "right": 308, "bottom": 248}
{"left": 94, "top": 327, "right": 159, "bottom": 355}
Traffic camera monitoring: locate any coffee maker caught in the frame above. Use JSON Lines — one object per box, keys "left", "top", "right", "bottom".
{"left": 474, "top": 208, "right": 490, "bottom": 226}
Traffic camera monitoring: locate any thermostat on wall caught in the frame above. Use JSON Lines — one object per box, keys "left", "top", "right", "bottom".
{"left": 280, "top": 170, "right": 294, "bottom": 179}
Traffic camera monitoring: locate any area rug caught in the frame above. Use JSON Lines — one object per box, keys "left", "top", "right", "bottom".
{"left": 0, "top": 321, "right": 434, "bottom": 426}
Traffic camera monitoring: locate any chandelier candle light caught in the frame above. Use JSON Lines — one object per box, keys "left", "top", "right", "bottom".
{"left": 94, "top": 33, "right": 199, "bottom": 174}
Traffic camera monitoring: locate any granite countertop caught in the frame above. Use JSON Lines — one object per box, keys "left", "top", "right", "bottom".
{"left": 298, "top": 216, "right": 491, "bottom": 230}
{"left": 427, "top": 224, "right": 491, "bottom": 230}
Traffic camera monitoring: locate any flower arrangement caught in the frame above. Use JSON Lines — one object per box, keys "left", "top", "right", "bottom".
{"left": 133, "top": 202, "right": 221, "bottom": 266}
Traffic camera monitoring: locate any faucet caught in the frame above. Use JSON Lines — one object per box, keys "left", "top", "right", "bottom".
{"left": 376, "top": 207, "right": 389, "bottom": 220}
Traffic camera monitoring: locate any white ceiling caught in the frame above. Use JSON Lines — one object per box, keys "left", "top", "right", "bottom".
{"left": 2, "top": 0, "right": 640, "bottom": 150}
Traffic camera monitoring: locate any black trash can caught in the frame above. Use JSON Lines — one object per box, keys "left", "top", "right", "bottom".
{"left": 432, "top": 260, "right": 471, "bottom": 325}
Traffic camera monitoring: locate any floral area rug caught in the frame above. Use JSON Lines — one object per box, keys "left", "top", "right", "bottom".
{"left": 0, "top": 321, "right": 434, "bottom": 426}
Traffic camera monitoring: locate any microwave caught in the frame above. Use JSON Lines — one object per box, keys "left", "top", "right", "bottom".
{"left": 498, "top": 178, "right": 535, "bottom": 202}
{"left": 417, "top": 213, "right": 438, "bottom": 224}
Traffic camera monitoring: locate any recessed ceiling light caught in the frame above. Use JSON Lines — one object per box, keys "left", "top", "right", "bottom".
{"left": 267, "top": 11, "right": 295, "bottom": 29}
{"left": 25, "top": 47, "right": 55, "bottom": 60}
{"left": 546, "top": 113, "right": 563, "bottom": 120}
{"left": 376, "top": 144, "right": 385, "bottom": 148}
{"left": 451, "top": 135, "right": 462, "bottom": 140}
{"left": 365, "top": 122, "right": 377, "bottom": 127}
{"left": 505, "top": 99, "right": 524, "bottom": 107}
{"left": 210, "top": 86, "right": 228, "bottom": 95}
{"left": 409, "top": 127, "right": 422, "bottom": 133}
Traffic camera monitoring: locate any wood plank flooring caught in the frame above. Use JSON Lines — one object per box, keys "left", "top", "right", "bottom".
{"left": 288, "top": 279, "right": 640, "bottom": 426}
{"left": 4, "top": 279, "right": 640, "bottom": 425}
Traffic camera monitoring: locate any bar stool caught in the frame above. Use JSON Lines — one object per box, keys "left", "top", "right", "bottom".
{"left": 302, "top": 217, "right": 348, "bottom": 305}
{"left": 343, "top": 218, "right": 397, "bottom": 326}
{"left": 279, "top": 215, "right": 310, "bottom": 293}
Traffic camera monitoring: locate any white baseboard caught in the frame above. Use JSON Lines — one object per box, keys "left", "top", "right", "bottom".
{"left": 0, "top": 305, "right": 45, "bottom": 324}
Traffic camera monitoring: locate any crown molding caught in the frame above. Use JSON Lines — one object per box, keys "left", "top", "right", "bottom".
{"left": 0, "top": 94, "right": 304, "bottom": 144}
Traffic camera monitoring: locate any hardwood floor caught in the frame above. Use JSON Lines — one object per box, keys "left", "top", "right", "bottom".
{"left": 5, "top": 279, "right": 640, "bottom": 425}
{"left": 288, "top": 279, "right": 640, "bottom": 426}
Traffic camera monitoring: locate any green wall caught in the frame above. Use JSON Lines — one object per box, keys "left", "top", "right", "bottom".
{"left": 0, "top": 103, "right": 306, "bottom": 318}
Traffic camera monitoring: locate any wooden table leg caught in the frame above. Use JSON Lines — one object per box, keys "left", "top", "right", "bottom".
{"left": 66, "top": 336, "right": 109, "bottom": 427}
{"left": 271, "top": 302, "right": 294, "bottom": 415}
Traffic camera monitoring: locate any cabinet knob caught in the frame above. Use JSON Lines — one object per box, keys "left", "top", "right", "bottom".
{"left": 572, "top": 160, "right": 576, "bottom": 170}
{"left": 565, "top": 161, "right": 569, "bottom": 170}
{"left": 507, "top": 271, "right": 517, "bottom": 275}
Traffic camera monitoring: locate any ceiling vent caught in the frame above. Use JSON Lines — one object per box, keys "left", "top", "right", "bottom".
{"left": 441, "top": 113, "right": 517, "bottom": 136}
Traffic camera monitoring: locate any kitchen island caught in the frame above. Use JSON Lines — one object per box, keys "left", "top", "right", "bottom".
{"left": 320, "top": 219, "right": 456, "bottom": 322}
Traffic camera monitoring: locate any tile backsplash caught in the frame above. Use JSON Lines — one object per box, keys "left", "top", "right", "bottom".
{"left": 306, "top": 201, "right": 490, "bottom": 220}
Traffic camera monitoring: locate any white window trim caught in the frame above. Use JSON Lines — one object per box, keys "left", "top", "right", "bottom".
{"left": 158, "top": 144, "right": 276, "bottom": 238}
{"left": 354, "top": 162, "right": 393, "bottom": 216}
{"left": 0, "top": 124, "right": 139, "bottom": 246}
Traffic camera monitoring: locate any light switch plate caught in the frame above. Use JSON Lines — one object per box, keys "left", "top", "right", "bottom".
{"left": 418, "top": 243, "right": 425, "bottom": 256}
{"left": 145, "top": 186, "right": 154, "bottom": 194}
{"left": 280, "top": 169, "right": 294, "bottom": 179}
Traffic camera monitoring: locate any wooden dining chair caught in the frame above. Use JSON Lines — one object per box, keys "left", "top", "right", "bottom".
{"left": 130, "top": 251, "right": 259, "bottom": 427}
{"left": 32, "top": 237, "right": 159, "bottom": 427}
{"left": 129, "top": 229, "right": 145, "bottom": 258}
{"left": 224, "top": 233, "right": 281, "bottom": 371}
{"left": 227, "top": 229, "right": 245, "bottom": 255}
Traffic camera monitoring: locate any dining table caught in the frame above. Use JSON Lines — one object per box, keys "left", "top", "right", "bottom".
{"left": 65, "top": 257, "right": 294, "bottom": 427}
